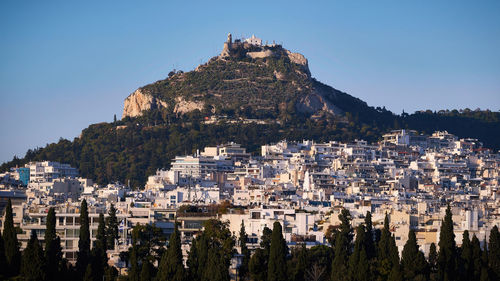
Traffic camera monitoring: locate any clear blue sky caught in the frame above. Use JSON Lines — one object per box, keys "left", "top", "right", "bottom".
{"left": 1, "top": 0, "right": 500, "bottom": 164}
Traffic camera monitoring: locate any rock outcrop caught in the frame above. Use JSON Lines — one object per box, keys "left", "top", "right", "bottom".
{"left": 122, "top": 89, "right": 168, "bottom": 119}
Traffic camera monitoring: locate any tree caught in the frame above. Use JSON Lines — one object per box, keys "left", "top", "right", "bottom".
{"left": 187, "top": 219, "right": 234, "bottom": 281}
{"left": 157, "top": 223, "right": 185, "bottom": 281}
{"left": 489, "top": 225, "right": 500, "bottom": 280}
{"left": 437, "top": 205, "right": 458, "bottom": 281}
{"left": 239, "top": 220, "right": 250, "bottom": 280}
{"left": 364, "top": 211, "right": 376, "bottom": 260}
{"left": 45, "top": 207, "right": 63, "bottom": 280}
{"left": 268, "top": 221, "right": 288, "bottom": 281}
{"left": 0, "top": 232, "right": 7, "bottom": 278}
{"left": 428, "top": 242, "right": 438, "bottom": 280}
{"left": 471, "top": 235, "right": 482, "bottom": 280}
{"left": 460, "top": 230, "right": 473, "bottom": 281}
{"left": 106, "top": 204, "right": 119, "bottom": 250}
{"left": 77, "top": 199, "right": 91, "bottom": 274}
{"left": 21, "top": 230, "right": 46, "bottom": 281}
{"left": 331, "top": 208, "right": 353, "bottom": 281}
{"left": 288, "top": 244, "right": 307, "bottom": 281}
{"left": 91, "top": 213, "right": 108, "bottom": 280}
{"left": 140, "top": 261, "right": 154, "bottom": 281}
{"left": 249, "top": 248, "right": 268, "bottom": 281}
{"left": 377, "top": 213, "right": 399, "bottom": 280}
{"left": 3, "top": 199, "right": 20, "bottom": 277}
{"left": 401, "top": 229, "right": 429, "bottom": 280}
{"left": 348, "top": 224, "right": 370, "bottom": 281}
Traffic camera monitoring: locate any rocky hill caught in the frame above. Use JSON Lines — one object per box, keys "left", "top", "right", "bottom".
{"left": 122, "top": 34, "right": 372, "bottom": 121}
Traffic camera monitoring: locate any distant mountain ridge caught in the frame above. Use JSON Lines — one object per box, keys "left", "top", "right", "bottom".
{"left": 2, "top": 34, "right": 499, "bottom": 187}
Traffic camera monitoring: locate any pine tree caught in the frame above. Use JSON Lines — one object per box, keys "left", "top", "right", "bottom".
{"left": 267, "top": 221, "right": 288, "bottom": 281}
{"left": 106, "top": 204, "right": 119, "bottom": 250}
{"left": 45, "top": 207, "right": 63, "bottom": 281}
{"left": 401, "top": 229, "right": 429, "bottom": 280}
{"left": 239, "top": 220, "right": 250, "bottom": 280}
{"left": 488, "top": 225, "right": 500, "bottom": 280}
{"left": 437, "top": 205, "right": 458, "bottom": 281}
{"left": 0, "top": 232, "right": 7, "bottom": 278}
{"left": 77, "top": 199, "right": 91, "bottom": 274}
{"left": 331, "top": 208, "right": 353, "bottom": 281}
{"left": 21, "top": 230, "right": 46, "bottom": 281}
{"left": 157, "top": 223, "right": 184, "bottom": 281}
{"left": 460, "top": 230, "right": 473, "bottom": 281}
{"left": 3, "top": 198, "right": 20, "bottom": 277}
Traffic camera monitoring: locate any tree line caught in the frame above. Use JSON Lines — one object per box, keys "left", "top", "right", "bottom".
{"left": 1, "top": 201, "right": 500, "bottom": 281}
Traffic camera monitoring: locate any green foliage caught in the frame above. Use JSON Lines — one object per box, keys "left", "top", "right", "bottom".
{"left": 331, "top": 209, "right": 353, "bottom": 281}
{"left": 268, "top": 221, "right": 288, "bottom": 281}
{"left": 460, "top": 230, "right": 473, "bottom": 281}
{"left": 288, "top": 244, "right": 307, "bottom": 281}
{"left": 348, "top": 224, "right": 370, "bottom": 281}
{"left": 437, "top": 205, "right": 458, "bottom": 281}
{"left": 377, "top": 213, "right": 399, "bottom": 280}
{"left": 21, "top": 230, "right": 46, "bottom": 281}
{"left": 187, "top": 219, "right": 235, "bottom": 281}
{"left": 3, "top": 199, "right": 21, "bottom": 277}
{"left": 90, "top": 213, "right": 108, "bottom": 280}
{"left": 239, "top": 221, "right": 250, "bottom": 280}
{"left": 156, "top": 223, "right": 185, "bottom": 281}
{"left": 400, "top": 230, "right": 429, "bottom": 280}
{"left": 106, "top": 204, "right": 119, "bottom": 250}
{"left": 489, "top": 225, "right": 500, "bottom": 280}
{"left": 77, "top": 199, "right": 91, "bottom": 274}
{"left": 45, "top": 207, "right": 64, "bottom": 281}
{"left": 0, "top": 232, "right": 7, "bottom": 278}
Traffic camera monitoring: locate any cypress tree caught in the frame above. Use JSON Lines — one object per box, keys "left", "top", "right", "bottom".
{"left": 460, "top": 230, "right": 473, "bottom": 281}
{"left": 437, "top": 205, "right": 458, "bottom": 281}
{"left": 480, "top": 240, "right": 490, "bottom": 281}
{"left": 83, "top": 263, "right": 93, "bottom": 281}
{"left": 91, "top": 213, "right": 108, "bottom": 280}
{"left": 106, "top": 204, "right": 119, "bottom": 250}
{"left": 267, "top": 221, "right": 287, "bottom": 281}
{"left": 249, "top": 248, "right": 268, "bottom": 281}
{"left": 377, "top": 213, "right": 398, "bottom": 279}
{"left": 387, "top": 263, "right": 403, "bottom": 281}
{"left": 331, "top": 208, "right": 353, "bottom": 281}
{"left": 187, "top": 237, "right": 200, "bottom": 280}
{"left": 140, "top": 261, "right": 153, "bottom": 281}
{"left": 77, "top": 199, "right": 91, "bottom": 274}
{"left": 249, "top": 226, "right": 272, "bottom": 281}
{"left": 471, "top": 234, "right": 482, "bottom": 280}
{"left": 428, "top": 242, "right": 438, "bottom": 280}
{"left": 129, "top": 245, "right": 140, "bottom": 281}
{"left": 0, "top": 232, "right": 7, "bottom": 278}
{"left": 45, "top": 207, "right": 63, "bottom": 281}
{"left": 348, "top": 224, "right": 370, "bottom": 281}
{"left": 157, "top": 223, "right": 184, "bottom": 281}
{"left": 3, "top": 198, "right": 20, "bottom": 276}
{"left": 239, "top": 220, "right": 250, "bottom": 280}
{"left": 489, "top": 225, "right": 500, "bottom": 280}
{"left": 400, "top": 229, "right": 429, "bottom": 280}
{"left": 21, "top": 230, "right": 46, "bottom": 281}
{"left": 364, "top": 211, "right": 376, "bottom": 260}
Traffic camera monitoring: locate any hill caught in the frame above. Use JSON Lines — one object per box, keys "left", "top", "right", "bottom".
{"left": 2, "top": 35, "right": 499, "bottom": 188}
